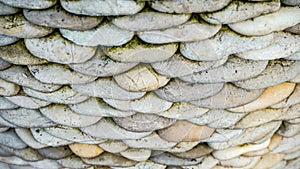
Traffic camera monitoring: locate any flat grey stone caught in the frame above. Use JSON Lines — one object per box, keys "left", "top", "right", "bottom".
{"left": 120, "top": 148, "right": 151, "bottom": 161}
{"left": 60, "top": 0, "right": 144, "bottom": 16}
{"left": 0, "top": 116, "right": 16, "bottom": 127}
{"left": 201, "top": 129, "right": 244, "bottom": 143}
{"left": 80, "top": 118, "right": 151, "bottom": 140}
{"left": 0, "top": 40, "right": 48, "bottom": 65}
{"left": 138, "top": 19, "right": 221, "bottom": 44}
{"left": 0, "top": 108, "right": 56, "bottom": 128}
{"left": 40, "top": 104, "right": 101, "bottom": 127}
{"left": 149, "top": 0, "right": 231, "bottom": 13}
{"left": 190, "top": 83, "right": 263, "bottom": 109}
{"left": 150, "top": 153, "right": 203, "bottom": 166}
{"left": 228, "top": 7, "right": 300, "bottom": 36}
{"left": 44, "top": 126, "right": 105, "bottom": 144}
{"left": 0, "top": 129, "right": 27, "bottom": 149}
{"left": 0, "top": 156, "right": 28, "bottom": 165}
{"left": 0, "top": 146, "right": 43, "bottom": 161}
{"left": 69, "top": 98, "right": 135, "bottom": 117}
{"left": 24, "top": 5, "right": 102, "bottom": 30}
{"left": 0, "top": 14, "right": 53, "bottom": 38}
{"left": 235, "top": 109, "right": 286, "bottom": 129}
{"left": 69, "top": 48, "right": 138, "bottom": 77}
{"left": 282, "top": 0, "right": 300, "bottom": 5}
{"left": 0, "top": 2, "right": 20, "bottom": 15}
{"left": 0, "top": 0, "right": 56, "bottom": 9}
{"left": 151, "top": 53, "right": 228, "bottom": 78}
{"left": 182, "top": 155, "right": 219, "bottom": 169}
{"left": 272, "top": 84, "right": 300, "bottom": 108}
{"left": 123, "top": 133, "right": 176, "bottom": 150}
{"left": 236, "top": 32, "right": 300, "bottom": 60}
{"left": 286, "top": 51, "right": 300, "bottom": 60}
{"left": 277, "top": 103, "right": 300, "bottom": 120}
{"left": 158, "top": 102, "right": 209, "bottom": 120}
{"left": 208, "top": 121, "right": 281, "bottom": 150}
{"left": 71, "top": 78, "right": 145, "bottom": 100}
{"left": 278, "top": 121, "right": 300, "bottom": 137}
{"left": 113, "top": 12, "right": 190, "bottom": 31}
{"left": 28, "top": 159, "right": 62, "bottom": 169}
{"left": 172, "top": 144, "right": 213, "bottom": 159}
{"left": 0, "top": 66, "right": 61, "bottom": 92}
{"left": 103, "top": 37, "right": 178, "bottom": 63}
{"left": 272, "top": 132, "right": 300, "bottom": 153}
{"left": 188, "top": 109, "right": 246, "bottom": 128}
{"left": 201, "top": 0, "right": 280, "bottom": 24}
{"left": 0, "top": 78, "right": 19, "bottom": 96}
{"left": 112, "top": 161, "right": 166, "bottom": 169}
{"left": 30, "top": 128, "right": 73, "bottom": 147}
{"left": 28, "top": 63, "right": 97, "bottom": 85}
{"left": 114, "top": 65, "right": 170, "bottom": 92}
{"left": 103, "top": 93, "right": 173, "bottom": 114}
{"left": 60, "top": 22, "right": 134, "bottom": 47}
{"left": 25, "top": 32, "right": 96, "bottom": 64}
{"left": 179, "top": 56, "right": 268, "bottom": 83}
{"left": 164, "top": 141, "right": 200, "bottom": 153}
{"left": 286, "top": 23, "right": 300, "bottom": 34}
{"left": 0, "top": 58, "right": 11, "bottom": 70}
{"left": 234, "top": 60, "right": 300, "bottom": 90}
{"left": 99, "top": 140, "right": 128, "bottom": 153}
{"left": 154, "top": 79, "right": 224, "bottom": 102}
{"left": 285, "top": 157, "right": 300, "bottom": 169}
{"left": 0, "top": 97, "right": 18, "bottom": 110}
{"left": 113, "top": 113, "right": 176, "bottom": 132}
{"left": 23, "top": 86, "right": 89, "bottom": 104}
{"left": 180, "top": 29, "right": 274, "bottom": 61}
{"left": 37, "top": 146, "right": 72, "bottom": 160}
{"left": 58, "top": 155, "right": 90, "bottom": 168}
{"left": 0, "top": 34, "right": 18, "bottom": 47}
{"left": 0, "top": 162, "right": 9, "bottom": 169}
{"left": 82, "top": 152, "right": 137, "bottom": 167}
{"left": 5, "top": 94, "right": 50, "bottom": 109}
{"left": 15, "top": 128, "right": 47, "bottom": 149}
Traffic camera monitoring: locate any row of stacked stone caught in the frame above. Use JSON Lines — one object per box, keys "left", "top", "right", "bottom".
{"left": 0, "top": 0, "right": 300, "bottom": 168}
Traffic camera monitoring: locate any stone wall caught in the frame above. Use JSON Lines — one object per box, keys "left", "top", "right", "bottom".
{"left": 0, "top": 0, "right": 300, "bottom": 168}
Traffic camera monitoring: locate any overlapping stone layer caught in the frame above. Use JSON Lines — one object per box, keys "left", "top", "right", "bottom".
{"left": 0, "top": 0, "right": 299, "bottom": 168}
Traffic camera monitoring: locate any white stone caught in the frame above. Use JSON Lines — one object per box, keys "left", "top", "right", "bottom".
{"left": 5, "top": 95, "right": 50, "bottom": 109}
{"left": 120, "top": 148, "right": 151, "bottom": 161}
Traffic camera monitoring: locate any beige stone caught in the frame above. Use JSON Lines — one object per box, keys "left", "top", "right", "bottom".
{"left": 158, "top": 120, "right": 215, "bottom": 142}
{"left": 40, "top": 104, "right": 101, "bottom": 127}
{"left": 0, "top": 78, "right": 19, "bottom": 96}
{"left": 220, "top": 156, "right": 260, "bottom": 168}
{"left": 69, "top": 143, "right": 103, "bottom": 158}
{"left": 152, "top": 53, "right": 228, "bottom": 78}
{"left": 190, "top": 83, "right": 263, "bottom": 109}
{"left": 31, "top": 128, "right": 73, "bottom": 147}
{"left": 138, "top": 19, "right": 221, "bottom": 44}
{"left": 114, "top": 65, "right": 170, "bottom": 92}
{"left": 0, "top": 40, "right": 47, "bottom": 65}
{"left": 272, "top": 84, "right": 300, "bottom": 108}
{"left": 28, "top": 64, "right": 97, "bottom": 85}
{"left": 277, "top": 103, "right": 300, "bottom": 120}
{"left": 158, "top": 102, "right": 209, "bottom": 120}
{"left": 270, "top": 161, "right": 286, "bottom": 169}
{"left": 201, "top": 0, "right": 280, "bottom": 24}
{"left": 120, "top": 148, "right": 151, "bottom": 161}
{"left": 71, "top": 78, "right": 145, "bottom": 100}
{"left": 60, "top": 0, "right": 144, "bottom": 16}
{"left": 69, "top": 98, "right": 135, "bottom": 118}
{"left": 179, "top": 56, "right": 268, "bottom": 83}
{"left": 25, "top": 32, "right": 96, "bottom": 64}
{"left": 234, "top": 60, "right": 300, "bottom": 90}
{"left": 60, "top": 22, "right": 134, "bottom": 47}
{"left": 180, "top": 29, "right": 274, "bottom": 61}
{"left": 229, "top": 7, "right": 300, "bottom": 36}
{"left": 24, "top": 5, "right": 102, "bottom": 30}
{"left": 23, "top": 86, "right": 89, "bottom": 105}
{"left": 0, "top": 66, "right": 61, "bottom": 92}
{"left": 0, "top": 14, "right": 53, "bottom": 38}
{"left": 229, "top": 82, "right": 295, "bottom": 113}
{"left": 104, "top": 37, "right": 177, "bottom": 63}
{"left": 149, "top": 0, "right": 231, "bottom": 13}
{"left": 99, "top": 140, "right": 128, "bottom": 154}
{"left": 202, "top": 129, "right": 244, "bottom": 143}
{"left": 15, "top": 128, "right": 47, "bottom": 149}
{"left": 236, "top": 32, "right": 300, "bottom": 60}
{"left": 253, "top": 154, "right": 285, "bottom": 169}
{"left": 5, "top": 94, "right": 50, "bottom": 109}
{"left": 0, "top": 0, "right": 56, "bottom": 9}
{"left": 173, "top": 144, "right": 213, "bottom": 159}
{"left": 103, "top": 93, "right": 172, "bottom": 114}
{"left": 80, "top": 118, "right": 151, "bottom": 140}
{"left": 182, "top": 155, "right": 218, "bottom": 169}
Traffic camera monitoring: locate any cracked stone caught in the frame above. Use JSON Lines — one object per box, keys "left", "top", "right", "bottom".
{"left": 25, "top": 32, "right": 96, "bottom": 64}
{"left": 24, "top": 5, "right": 103, "bottom": 30}
{"left": 180, "top": 28, "right": 274, "bottom": 61}
{"left": 228, "top": 7, "right": 300, "bottom": 36}
{"left": 0, "top": 14, "right": 53, "bottom": 38}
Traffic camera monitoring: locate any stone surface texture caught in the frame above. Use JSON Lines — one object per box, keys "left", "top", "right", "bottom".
{"left": 0, "top": 1, "right": 299, "bottom": 168}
